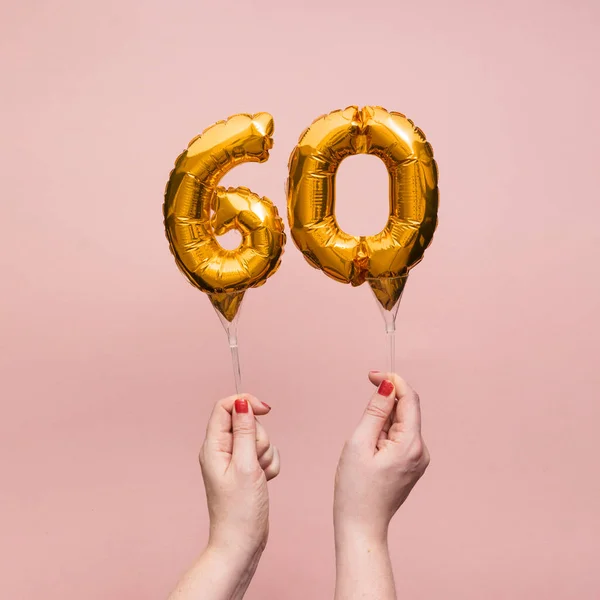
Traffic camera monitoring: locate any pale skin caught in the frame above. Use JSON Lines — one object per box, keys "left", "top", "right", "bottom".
{"left": 334, "top": 371, "right": 430, "bottom": 600}
{"left": 168, "top": 395, "right": 279, "bottom": 600}
{"left": 168, "top": 372, "right": 429, "bottom": 599}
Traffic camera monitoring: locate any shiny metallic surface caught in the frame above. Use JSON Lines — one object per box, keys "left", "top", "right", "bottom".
{"left": 287, "top": 106, "right": 438, "bottom": 309}
{"left": 164, "top": 113, "right": 286, "bottom": 321}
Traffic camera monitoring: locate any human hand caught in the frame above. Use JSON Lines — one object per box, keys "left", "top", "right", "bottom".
{"left": 168, "top": 395, "right": 279, "bottom": 600}
{"left": 334, "top": 372, "right": 430, "bottom": 542}
{"left": 199, "top": 395, "right": 280, "bottom": 559}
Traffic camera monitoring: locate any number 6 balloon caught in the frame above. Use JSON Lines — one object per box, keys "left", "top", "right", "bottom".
{"left": 163, "top": 113, "right": 286, "bottom": 393}
{"left": 287, "top": 106, "right": 439, "bottom": 373}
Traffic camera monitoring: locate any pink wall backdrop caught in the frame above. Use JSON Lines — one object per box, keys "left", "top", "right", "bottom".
{"left": 1, "top": 0, "right": 599, "bottom": 598}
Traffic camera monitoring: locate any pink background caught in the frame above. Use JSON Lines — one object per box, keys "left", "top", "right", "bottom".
{"left": 1, "top": 0, "right": 599, "bottom": 598}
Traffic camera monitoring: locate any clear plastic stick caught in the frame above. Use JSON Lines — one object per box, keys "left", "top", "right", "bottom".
{"left": 213, "top": 293, "right": 245, "bottom": 394}
{"left": 367, "top": 276, "right": 406, "bottom": 375}
{"left": 385, "top": 314, "right": 396, "bottom": 375}
{"left": 226, "top": 319, "right": 242, "bottom": 394}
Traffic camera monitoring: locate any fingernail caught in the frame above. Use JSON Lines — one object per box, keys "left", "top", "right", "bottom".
{"left": 378, "top": 380, "right": 394, "bottom": 397}
{"left": 370, "top": 370, "right": 380, "bottom": 373}
{"left": 234, "top": 399, "right": 249, "bottom": 413}
{"left": 261, "top": 401, "right": 272, "bottom": 410}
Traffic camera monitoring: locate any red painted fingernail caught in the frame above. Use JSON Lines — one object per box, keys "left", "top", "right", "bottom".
{"left": 234, "top": 399, "right": 248, "bottom": 413}
{"left": 378, "top": 380, "right": 394, "bottom": 396}
{"left": 261, "top": 401, "right": 272, "bottom": 410}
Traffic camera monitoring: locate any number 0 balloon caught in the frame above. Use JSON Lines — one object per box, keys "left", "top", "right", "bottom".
{"left": 287, "top": 106, "right": 439, "bottom": 370}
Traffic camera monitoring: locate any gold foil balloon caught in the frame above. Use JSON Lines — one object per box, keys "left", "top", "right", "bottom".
{"left": 287, "top": 106, "right": 438, "bottom": 310}
{"left": 163, "top": 113, "right": 286, "bottom": 321}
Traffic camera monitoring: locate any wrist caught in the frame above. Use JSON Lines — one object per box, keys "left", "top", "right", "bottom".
{"left": 205, "top": 540, "right": 265, "bottom": 568}
{"left": 204, "top": 540, "right": 264, "bottom": 580}
{"left": 206, "top": 534, "right": 266, "bottom": 566}
{"left": 334, "top": 518, "right": 389, "bottom": 550}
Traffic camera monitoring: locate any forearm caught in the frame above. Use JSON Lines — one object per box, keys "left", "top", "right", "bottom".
{"left": 334, "top": 526, "right": 396, "bottom": 600}
{"left": 168, "top": 544, "right": 263, "bottom": 600}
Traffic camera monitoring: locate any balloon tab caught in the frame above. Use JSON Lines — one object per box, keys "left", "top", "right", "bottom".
{"left": 209, "top": 290, "right": 245, "bottom": 323}
{"left": 367, "top": 274, "right": 408, "bottom": 312}
{"left": 212, "top": 291, "right": 245, "bottom": 394}
{"left": 367, "top": 275, "right": 407, "bottom": 374}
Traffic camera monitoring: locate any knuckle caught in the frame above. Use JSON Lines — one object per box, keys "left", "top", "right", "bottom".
{"left": 421, "top": 445, "right": 431, "bottom": 468}
{"left": 365, "top": 401, "right": 389, "bottom": 420}
{"left": 257, "top": 438, "right": 271, "bottom": 457}
{"left": 422, "top": 452, "right": 431, "bottom": 470}
{"left": 232, "top": 422, "right": 255, "bottom": 436}
{"left": 266, "top": 463, "right": 280, "bottom": 480}
{"left": 406, "top": 438, "right": 424, "bottom": 462}
{"left": 234, "top": 460, "right": 258, "bottom": 477}
{"left": 259, "top": 446, "right": 274, "bottom": 466}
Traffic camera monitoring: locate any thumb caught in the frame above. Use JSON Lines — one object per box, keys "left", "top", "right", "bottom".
{"left": 231, "top": 398, "right": 258, "bottom": 471}
{"left": 352, "top": 378, "right": 396, "bottom": 449}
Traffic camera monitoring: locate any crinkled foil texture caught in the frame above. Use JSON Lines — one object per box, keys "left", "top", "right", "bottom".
{"left": 287, "top": 106, "right": 438, "bottom": 310}
{"left": 164, "top": 113, "right": 286, "bottom": 321}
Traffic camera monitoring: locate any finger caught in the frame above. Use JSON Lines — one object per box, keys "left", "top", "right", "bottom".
{"left": 368, "top": 371, "right": 422, "bottom": 435}
{"left": 263, "top": 446, "right": 280, "bottom": 481}
{"left": 383, "top": 406, "right": 395, "bottom": 434}
{"left": 378, "top": 410, "right": 394, "bottom": 441}
{"left": 231, "top": 398, "right": 259, "bottom": 471}
{"left": 205, "top": 394, "right": 270, "bottom": 453}
{"left": 368, "top": 371, "right": 409, "bottom": 398}
{"left": 255, "top": 419, "right": 271, "bottom": 459}
{"left": 258, "top": 443, "right": 275, "bottom": 470}
{"left": 352, "top": 378, "right": 396, "bottom": 449}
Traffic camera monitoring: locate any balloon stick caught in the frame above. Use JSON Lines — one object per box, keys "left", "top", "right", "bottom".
{"left": 212, "top": 292, "right": 245, "bottom": 394}
{"left": 367, "top": 275, "right": 407, "bottom": 375}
